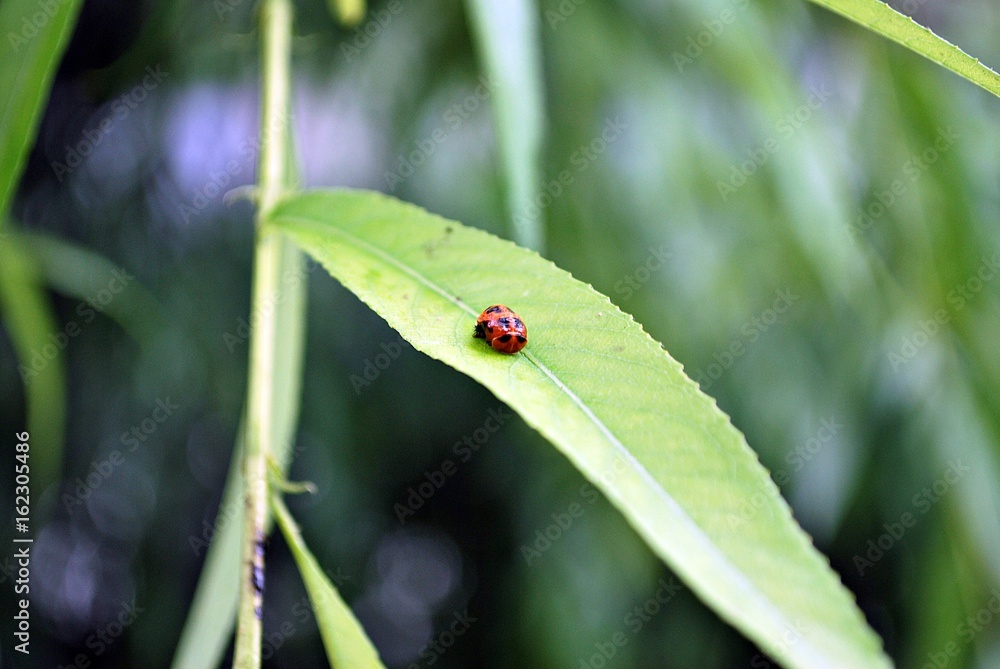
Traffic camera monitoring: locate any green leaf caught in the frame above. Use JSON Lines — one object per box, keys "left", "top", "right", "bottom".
{"left": 464, "top": 0, "right": 546, "bottom": 251}
{"left": 805, "top": 0, "right": 1000, "bottom": 98}
{"left": 170, "top": 439, "right": 243, "bottom": 669}
{"left": 0, "top": 0, "right": 84, "bottom": 223}
{"left": 271, "top": 492, "right": 385, "bottom": 669}
{"left": 0, "top": 238, "right": 65, "bottom": 494}
{"left": 267, "top": 189, "right": 892, "bottom": 669}
{"left": 268, "top": 235, "right": 309, "bottom": 465}
{"left": 22, "top": 232, "right": 166, "bottom": 345}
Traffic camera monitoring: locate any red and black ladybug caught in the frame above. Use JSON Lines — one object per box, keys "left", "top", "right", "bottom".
{"left": 474, "top": 305, "right": 528, "bottom": 354}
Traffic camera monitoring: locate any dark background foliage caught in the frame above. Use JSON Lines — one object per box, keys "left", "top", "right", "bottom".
{"left": 1, "top": 0, "right": 998, "bottom": 667}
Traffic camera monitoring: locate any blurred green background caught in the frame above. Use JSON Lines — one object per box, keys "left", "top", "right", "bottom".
{"left": 1, "top": 0, "right": 999, "bottom": 667}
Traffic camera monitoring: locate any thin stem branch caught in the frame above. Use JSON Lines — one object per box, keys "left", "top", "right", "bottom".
{"left": 233, "top": 0, "right": 293, "bottom": 667}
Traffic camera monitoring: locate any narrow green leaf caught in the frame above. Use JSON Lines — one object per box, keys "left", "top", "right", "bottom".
{"left": 270, "top": 114, "right": 308, "bottom": 473}
{"left": 267, "top": 189, "right": 891, "bottom": 669}
{"left": 22, "top": 232, "right": 166, "bottom": 345}
{"left": 464, "top": 0, "right": 546, "bottom": 251}
{"left": 271, "top": 493, "right": 385, "bottom": 669}
{"left": 0, "top": 0, "right": 84, "bottom": 223}
{"left": 269, "top": 236, "right": 308, "bottom": 465}
{"left": 0, "top": 238, "right": 65, "bottom": 495}
{"left": 170, "top": 439, "right": 243, "bottom": 669}
{"left": 806, "top": 0, "right": 1000, "bottom": 98}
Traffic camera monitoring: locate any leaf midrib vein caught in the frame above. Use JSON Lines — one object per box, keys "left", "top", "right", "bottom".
{"left": 274, "top": 212, "right": 834, "bottom": 666}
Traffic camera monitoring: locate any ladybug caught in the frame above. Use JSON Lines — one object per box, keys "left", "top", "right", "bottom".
{"left": 474, "top": 305, "right": 528, "bottom": 354}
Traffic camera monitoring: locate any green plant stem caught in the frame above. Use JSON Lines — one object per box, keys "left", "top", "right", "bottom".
{"left": 233, "top": 0, "right": 293, "bottom": 667}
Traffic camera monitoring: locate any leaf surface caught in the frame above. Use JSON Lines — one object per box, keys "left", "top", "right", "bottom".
{"left": 267, "top": 189, "right": 892, "bottom": 669}
{"left": 0, "top": 0, "right": 83, "bottom": 222}
{"left": 806, "top": 0, "right": 1000, "bottom": 98}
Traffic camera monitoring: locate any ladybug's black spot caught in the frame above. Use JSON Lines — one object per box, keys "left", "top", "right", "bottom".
{"left": 512, "top": 318, "right": 523, "bottom": 329}
{"left": 498, "top": 317, "right": 511, "bottom": 327}
{"left": 516, "top": 336, "right": 527, "bottom": 343}
{"left": 485, "top": 306, "right": 503, "bottom": 314}
{"left": 497, "top": 334, "right": 512, "bottom": 343}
